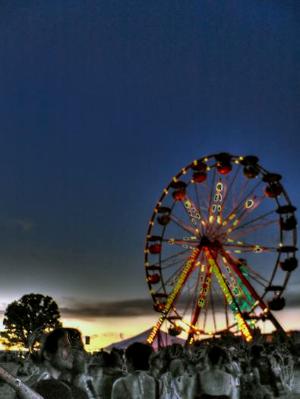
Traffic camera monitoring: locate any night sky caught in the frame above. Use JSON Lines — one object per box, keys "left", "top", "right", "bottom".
{"left": 0, "top": 1, "right": 299, "bottom": 347}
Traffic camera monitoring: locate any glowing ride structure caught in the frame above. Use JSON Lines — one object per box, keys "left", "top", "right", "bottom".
{"left": 145, "top": 153, "right": 298, "bottom": 344}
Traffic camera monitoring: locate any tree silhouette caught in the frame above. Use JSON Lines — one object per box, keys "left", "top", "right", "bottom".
{"left": 1, "top": 293, "right": 62, "bottom": 349}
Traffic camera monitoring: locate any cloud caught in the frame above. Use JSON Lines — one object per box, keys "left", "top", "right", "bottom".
{"left": 60, "top": 298, "right": 154, "bottom": 319}
{"left": 59, "top": 282, "right": 300, "bottom": 320}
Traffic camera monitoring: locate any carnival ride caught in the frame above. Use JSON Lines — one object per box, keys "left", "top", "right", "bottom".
{"left": 145, "top": 153, "right": 297, "bottom": 344}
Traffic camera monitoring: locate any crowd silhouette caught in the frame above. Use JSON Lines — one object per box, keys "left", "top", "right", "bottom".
{"left": 0, "top": 327, "right": 300, "bottom": 399}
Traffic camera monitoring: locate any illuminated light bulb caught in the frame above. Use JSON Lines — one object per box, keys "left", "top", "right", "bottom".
{"left": 145, "top": 262, "right": 149, "bottom": 266}
{"left": 237, "top": 241, "right": 243, "bottom": 245}
{"left": 182, "top": 168, "right": 187, "bottom": 175}
{"left": 173, "top": 177, "right": 178, "bottom": 182}
{"left": 201, "top": 264, "right": 205, "bottom": 272}
{"left": 279, "top": 243, "right": 283, "bottom": 247}
{"left": 245, "top": 199, "right": 254, "bottom": 209}
{"left": 228, "top": 228, "right": 232, "bottom": 233}
{"left": 201, "top": 220, "right": 206, "bottom": 226}
{"left": 204, "top": 158, "right": 208, "bottom": 163}
{"left": 149, "top": 221, "right": 154, "bottom": 226}
{"left": 217, "top": 216, "right": 222, "bottom": 224}
{"left": 234, "top": 160, "right": 240, "bottom": 164}
{"left": 154, "top": 208, "right": 158, "bottom": 213}
{"left": 144, "top": 249, "right": 149, "bottom": 253}
{"left": 229, "top": 214, "right": 236, "bottom": 220}
{"left": 239, "top": 156, "right": 244, "bottom": 161}
{"left": 216, "top": 182, "right": 223, "bottom": 192}
{"left": 209, "top": 215, "right": 215, "bottom": 224}
{"left": 207, "top": 166, "right": 211, "bottom": 171}
{"left": 196, "top": 261, "right": 201, "bottom": 267}
{"left": 164, "top": 189, "right": 169, "bottom": 195}
{"left": 235, "top": 250, "right": 242, "bottom": 254}
{"left": 223, "top": 220, "right": 227, "bottom": 226}
{"left": 233, "top": 220, "right": 239, "bottom": 226}
{"left": 227, "top": 238, "right": 234, "bottom": 242}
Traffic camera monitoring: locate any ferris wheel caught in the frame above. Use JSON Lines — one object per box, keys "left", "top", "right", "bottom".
{"left": 145, "top": 153, "right": 297, "bottom": 344}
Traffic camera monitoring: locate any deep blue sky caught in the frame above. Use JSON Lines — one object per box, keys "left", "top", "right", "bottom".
{"left": 0, "top": 0, "right": 299, "bottom": 321}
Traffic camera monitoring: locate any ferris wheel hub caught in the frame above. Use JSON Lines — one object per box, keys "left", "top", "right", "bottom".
{"left": 199, "top": 236, "right": 222, "bottom": 251}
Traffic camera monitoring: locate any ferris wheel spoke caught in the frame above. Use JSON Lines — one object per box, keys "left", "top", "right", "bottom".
{"left": 246, "top": 272, "right": 268, "bottom": 288}
{"left": 223, "top": 242, "right": 277, "bottom": 253}
{"left": 226, "top": 196, "right": 268, "bottom": 232}
{"left": 228, "top": 219, "right": 278, "bottom": 241}
{"left": 160, "top": 249, "right": 191, "bottom": 267}
{"left": 162, "top": 237, "right": 199, "bottom": 250}
{"left": 210, "top": 283, "right": 218, "bottom": 332}
{"left": 219, "top": 164, "right": 241, "bottom": 212}
{"left": 245, "top": 264, "right": 270, "bottom": 284}
{"left": 147, "top": 248, "right": 201, "bottom": 344}
{"left": 204, "top": 248, "right": 253, "bottom": 341}
{"left": 229, "top": 210, "right": 276, "bottom": 234}
{"left": 181, "top": 194, "right": 205, "bottom": 231}
{"left": 187, "top": 259, "right": 212, "bottom": 340}
{"left": 193, "top": 184, "right": 207, "bottom": 234}
{"left": 170, "top": 214, "right": 199, "bottom": 235}
{"left": 207, "top": 168, "right": 217, "bottom": 219}
{"left": 222, "top": 180, "right": 263, "bottom": 228}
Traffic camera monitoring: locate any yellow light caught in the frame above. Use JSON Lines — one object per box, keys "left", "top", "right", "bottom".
{"left": 149, "top": 221, "right": 154, "bottom": 226}
{"left": 182, "top": 168, "right": 187, "bottom": 175}
{"left": 223, "top": 220, "right": 227, "bottom": 226}
{"left": 234, "top": 160, "right": 240, "bottom": 164}
{"left": 217, "top": 216, "right": 222, "bottom": 224}
{"left": 144, "top": 249, "right": 149, "bottom": 253}
{"left": 216, "top": 182, "right": 223, "bottom": 192}
{"left": 173, "top": 177, "right": 178, "bottom": 183}
{"left": 239, "top": 156, "right": 244, "bottom": 161}
{"left": 233, "top": 220, "right": 239, "bottom": 226}
{"left": 209, "top": 215, "right": 214, "bottom": 224}
{"left": 229, "top": 214, "right": 236, "bottom": 220}
{"left": 164, "top": 189, "right": 168, "bottom": 195}
{"left": 235, "top": 250, "right": 242, "bottom": 254}
{"left": 245, "top": 199, "right": 254, "bottom": 209}
{"left": 204, "top": 158, "right": 208, "bottom": 162}
{"left": 207, "top": 166, "right": 211, "bottom": 171}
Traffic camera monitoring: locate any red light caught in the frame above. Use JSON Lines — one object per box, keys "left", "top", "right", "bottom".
{"left": 193, "top": 172, "right": 207, "bottom": 183}
{"left": 172, "top": 189, "right": 186, "bottom": 201}
{"left": 217, "top": 163, "right": 232, "bottom": 175}
{"left": 149, "top": 244, "right": 162, "bottom": 254}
